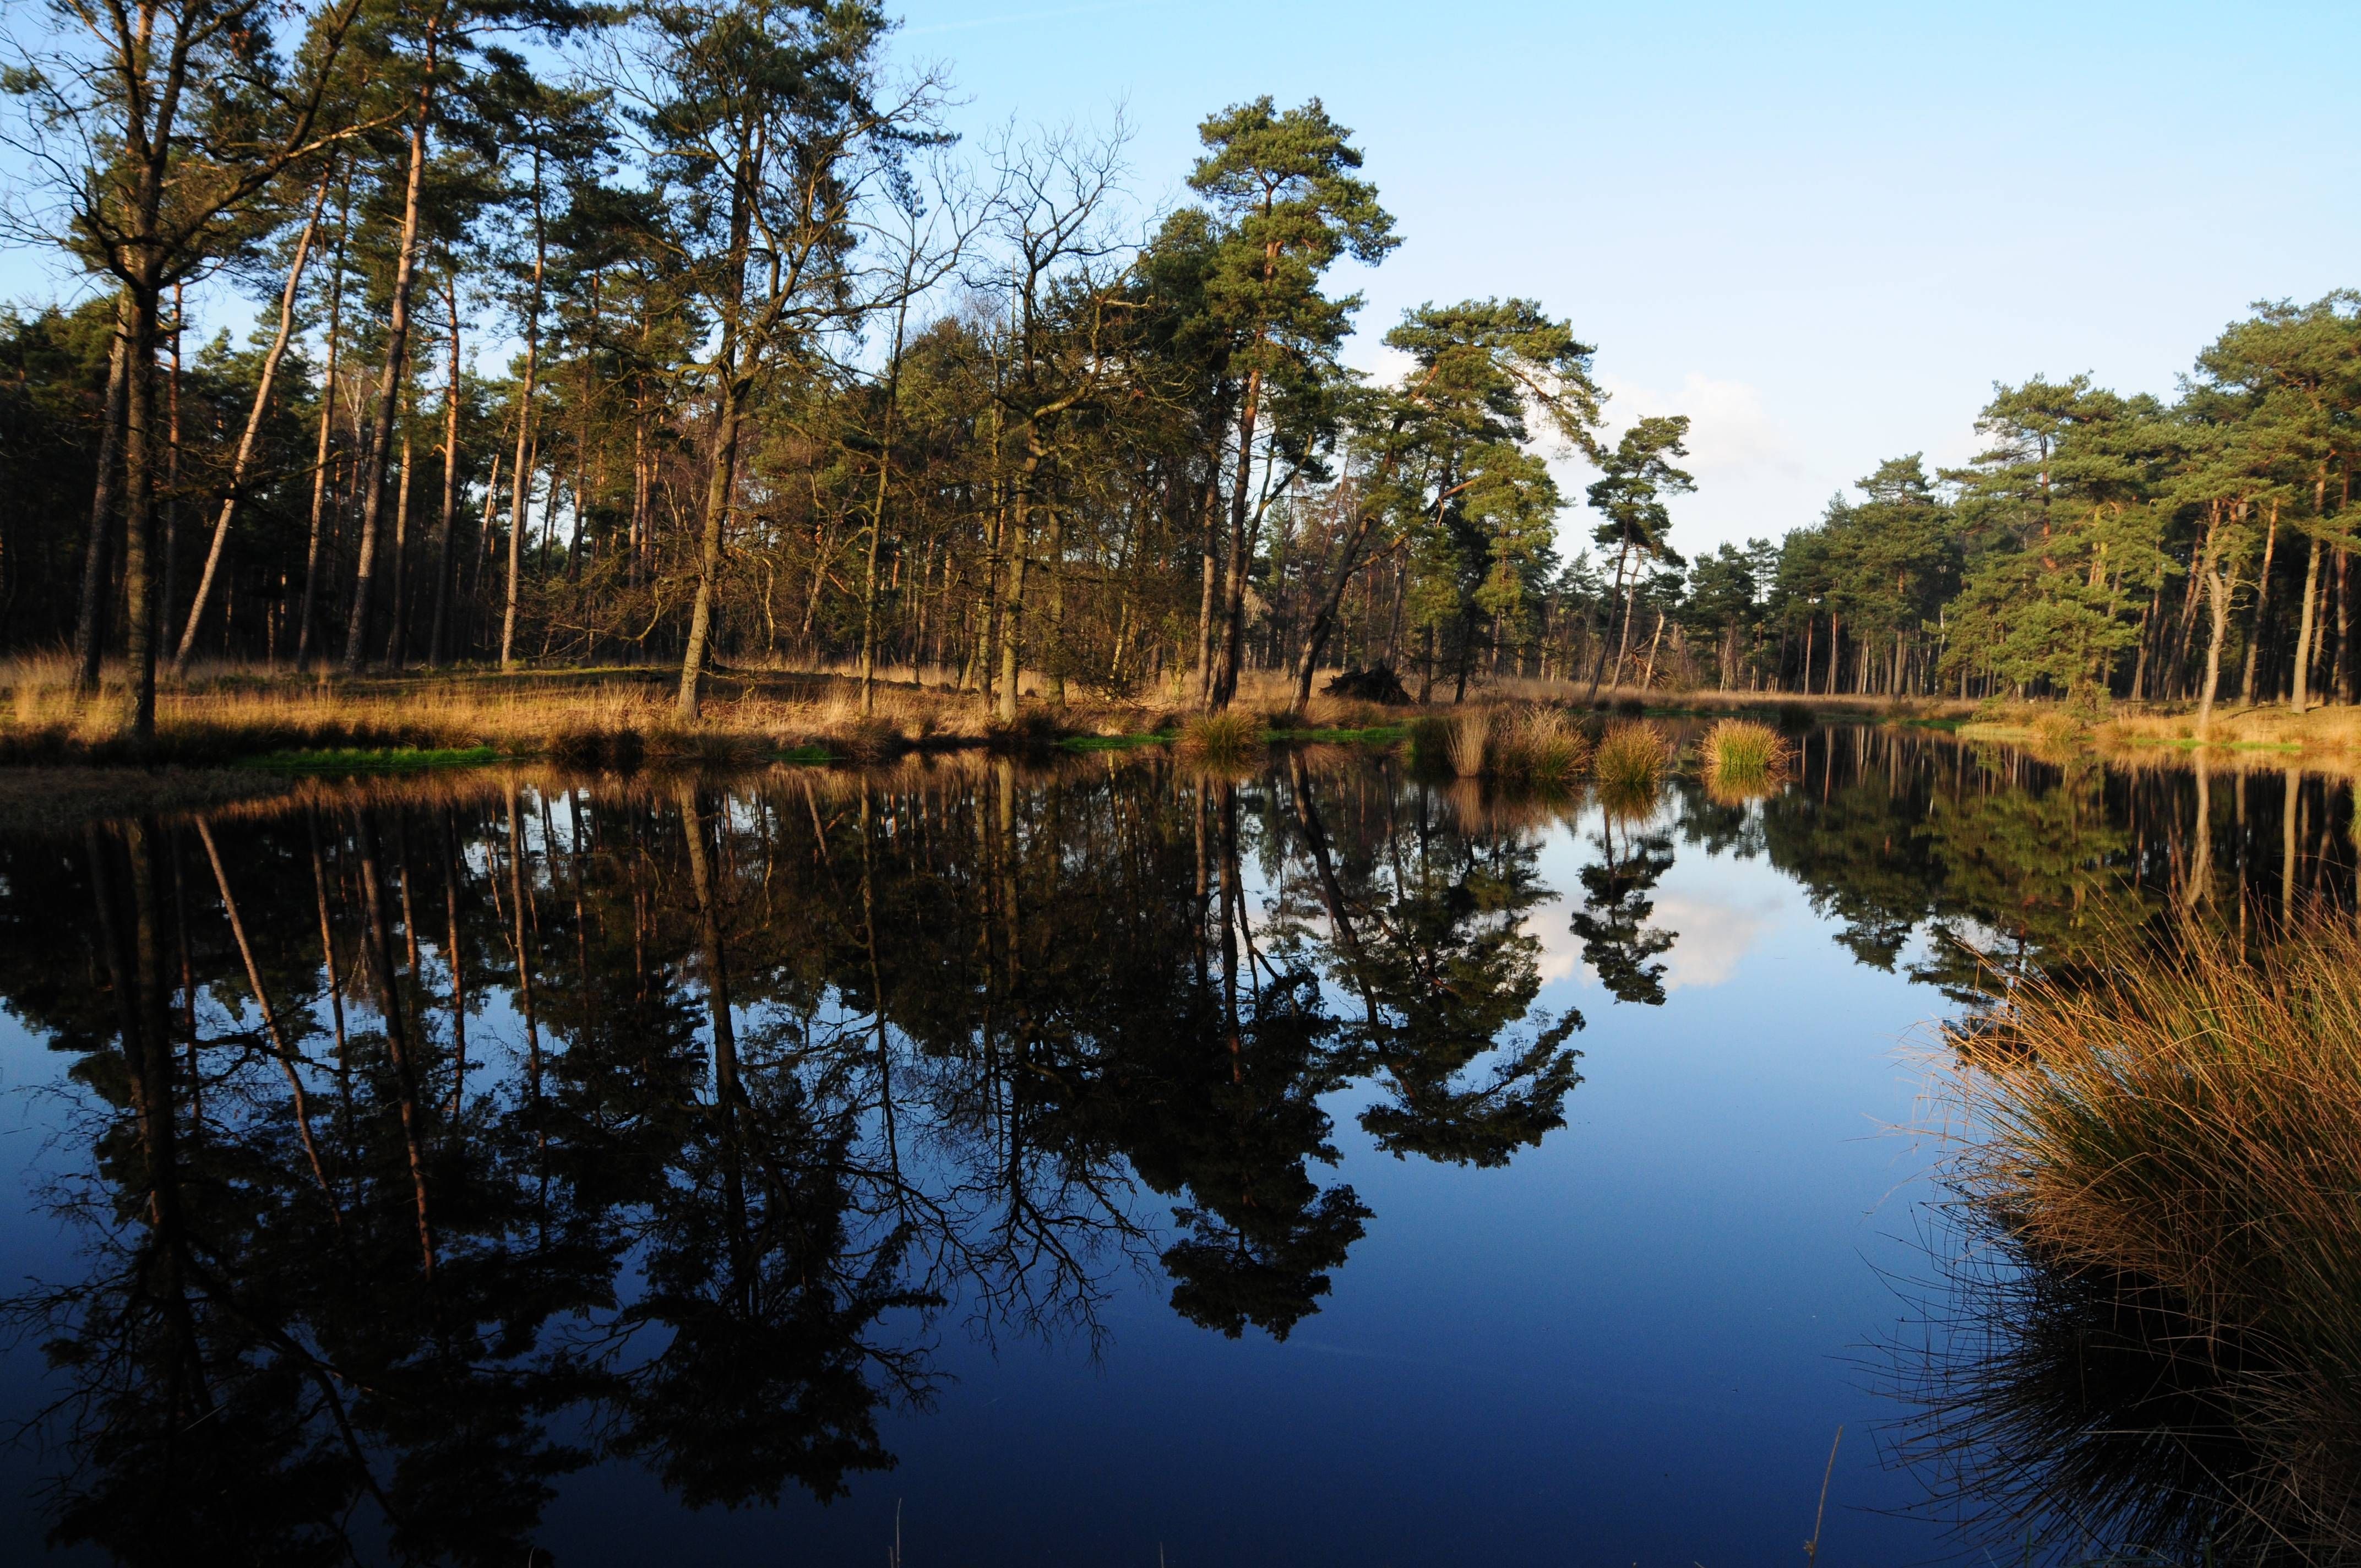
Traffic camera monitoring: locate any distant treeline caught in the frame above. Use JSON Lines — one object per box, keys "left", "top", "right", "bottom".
{"left": 4, "top": 0, "right": 2352, "bottom": 730}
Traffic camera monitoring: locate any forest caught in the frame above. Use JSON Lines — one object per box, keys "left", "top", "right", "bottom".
{"left": 4, "top": 0, "right": 2359, "bottom": 743}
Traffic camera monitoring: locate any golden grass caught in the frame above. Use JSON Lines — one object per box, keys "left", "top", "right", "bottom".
{"left": 1592, "top": 720, "right": 1674, "bottom": 792}
{"left": 1698, "top": 717, "right": 1792, "bottom": 803}
{"left": 1445, "top": 708, "right": 1492, "bottom": 777}
{"left": 0, "top": 656, "right": 1211, "bottom": 767}
{"left": 1936, "top": 918, "right": 2361, "bottom": 1553}
{"left": 1177, "top": 709, "right": 1260, "bottom": 763}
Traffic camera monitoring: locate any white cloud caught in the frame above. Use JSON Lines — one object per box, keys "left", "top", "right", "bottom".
{"left": 1569, "top": 371, "right": 1835, "bottom": 560}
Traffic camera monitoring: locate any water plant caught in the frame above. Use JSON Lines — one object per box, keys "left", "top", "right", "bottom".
{"left": 1490, "top": 707, "right": 1591, "bottom": 787}
{"left": 1928, "top": 919, "right": 2361, "bottom": 1558}
{"left": 1699, "top": 717, "right": 1789, "bottom": 799}
{"left": 1592, "top": 720, "right": 1673, "bottom": 792}
{"left": 1445, "top": 708, "right": 1492, "bottom": 777}
{"left": 1179, "top": 710, "right": 1260, "bottom": 763}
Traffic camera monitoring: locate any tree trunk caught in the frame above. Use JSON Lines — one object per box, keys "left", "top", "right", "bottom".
{"left": 296, "top": 174, "right": 352, "bottom": 671}
{"left": 174, "top": 171, "right": 329, "bottom": 676}
{"left": 2292, "top": 532, "right": 2324, "bottom": 713}
{"left": 2240, "top": 507, "right": 2277, "bottom": 704}
{"left": 1212, "top": 367, "right": 1263, "bottom": 710}
{"left": 426, "top": 275, "right": 461, "bottom": 667}
{"left": 72, "top": 301, "right": 130, "bottom": 696}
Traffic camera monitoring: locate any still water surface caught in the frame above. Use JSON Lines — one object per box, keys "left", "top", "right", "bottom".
{"left": 0, "top": 729, "right": 2340, "bottom": 1565}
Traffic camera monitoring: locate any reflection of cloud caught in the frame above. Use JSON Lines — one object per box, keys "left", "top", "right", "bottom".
{"left": 1652, "top": 889, "right": 1780, "bottom": 992}
{"left": 1524, "top": 886, "right": 1782, "bottom": 994}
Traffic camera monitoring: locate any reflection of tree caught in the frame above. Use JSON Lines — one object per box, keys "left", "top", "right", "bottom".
{"left": 1281, "top": 755, "right": 1582, "bottom": 1169}
{"left": 2, "top": 756, "right": 1593, "bottom": 1552}
{"left": 1568, "top": 805, "right": 1676, "bottom": 1006}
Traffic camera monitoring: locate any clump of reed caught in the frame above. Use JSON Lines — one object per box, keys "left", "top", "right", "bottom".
{"left": 1699, "top": 717, "right": 1791, "bottom": 802}
{"left": 1488, "top": 707, "right": 1591, "bottom": 788}
{"left": 1936, "top": 918, "right": 2361, "bottom": 1553}
{"left": 1591, "top": 720, "right": 1673, "bottom": 792}
{"left": 1178, "top": 709, "right": 1260, "bottom": 763}
{"left": 1444, "top": 707, "right": 1492, "bottom": 777}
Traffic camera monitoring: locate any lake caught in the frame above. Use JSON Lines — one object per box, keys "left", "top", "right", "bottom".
{"left": 0, "top": 727, "right": 2340, "bottom": 1565}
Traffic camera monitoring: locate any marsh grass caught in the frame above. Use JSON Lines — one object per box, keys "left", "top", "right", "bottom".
{"left": 1592, "top": 720, "right": 1674, "bottom": 793}
{"left": 1932, "top": 919, "right": 2361, "bottom": 1556}
{"left": 1489, "top": 707, "right": 1591, "bottom": 787}
{"left": 1445, "top": 708, "right": 1492, "bottom": 777}
{"left": 1700, "top": 718, "right": 1792, "bottom": 802}
{"left": 1178, "top": 710, "right": 1259, "bottom": 763}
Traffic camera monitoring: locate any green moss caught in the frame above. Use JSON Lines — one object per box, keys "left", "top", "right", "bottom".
{"left": 244, "top": 745, "right": 504, "bottom": 774}
{"left": 769, "top": 744, "right": 837, "bottom": 764}
{"left": 1263, "top": 725, "right": 1411, "bottom": 744}
{"left": 1059, "top": 731, "right": 1178, "bottom": 752}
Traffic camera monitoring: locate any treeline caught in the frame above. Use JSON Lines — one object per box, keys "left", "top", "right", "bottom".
{"left": 10, "top": 0, "right": 2351, "bottom": 739}
{"left": 1651, "top": 296, "right": 2361, "bottom": 712}
{"left": 2, "top": 0, "right": 1651, "bottom": 739}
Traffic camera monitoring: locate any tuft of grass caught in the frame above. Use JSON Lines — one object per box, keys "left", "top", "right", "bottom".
{"left": 1592, "top": 720, "right": 1674, "bottom": 792}
{"left": 1700, "top": 717, "right": 1791, "bottom": 796}
{"left": 1935, "top": 919, "right": 2361, "bottom": 1556}
{"left": 1490, "top": 707, "right": 1591, "bottom": 787}
{"left": 1445, "top": 707, "right": 1492, "bottom": 777}
{"left": 1178, "top": 709, "right": 1260, "bottom": 762}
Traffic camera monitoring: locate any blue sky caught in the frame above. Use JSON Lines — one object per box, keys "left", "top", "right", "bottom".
{"left": 894, "top": 0, "right": 2361, "bottom": 556}
{"left": 7, "top": 1, "right": 2355, "bottom": 560}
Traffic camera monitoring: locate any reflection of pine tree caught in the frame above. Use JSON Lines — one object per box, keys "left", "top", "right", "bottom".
{"left": 1279, "top": 758, "right": 1583, "bottom": 1169}
{"left": 1569, "top": 811, "right": 1676, "bottom": 1005}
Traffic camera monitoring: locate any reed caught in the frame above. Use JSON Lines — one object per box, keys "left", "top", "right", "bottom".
{"left": 1489, "top": 707, "right": 1591, "bottom": 787}
{"left": 1445, "top": 707, "right": 1492, "bottom": 777}
{"left": 1178, "top": 709, "right": 1260, "bottom": 763}
{"left": 1699, "top": 717, "right": 1790, "bottom": 797}
{"left": 1591, "top": 720, "right": 1673, "bottom": 792}
{"left": 1938, "top": 918, "right": 2361, "bottom": 1552}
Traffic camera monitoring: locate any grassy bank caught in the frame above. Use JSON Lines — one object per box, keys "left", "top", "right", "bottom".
{"left": 1930, "top": 921, "right": 2361, "bottom": 1559}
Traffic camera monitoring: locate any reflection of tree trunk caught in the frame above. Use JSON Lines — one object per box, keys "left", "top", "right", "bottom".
{"left": 354, "top": 808, "right": 435, "bottom": 1277}
{"left": 195, "top": 818, "right": 335, "bottom": 1208}
{"left": 2283, "top": 768, "right": 2300, "bottom": 924}
{"left": 504, "top": 788, "right": 542, "bottom": 1114}
{"left": 1217, "top": 781, "right": 1242, "bottom": 1085}
{"left": 2184, "top": 767, "right": 2212, "bottom": 911}
{"left": 308, "top": 815, "right": 351, "bottom": 1146}
{"left": 442, "top": 809, "right": 468, "bottom": 1114}
{"left": 676, "top": 778, "right": 749, "bottom": 1307}
{"left": 91, "top": 822, "right": 212, "bottom": 1424}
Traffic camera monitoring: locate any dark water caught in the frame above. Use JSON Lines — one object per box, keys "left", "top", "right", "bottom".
{"left": 0, "top": 730, "right": 2346, "bottom": 1566}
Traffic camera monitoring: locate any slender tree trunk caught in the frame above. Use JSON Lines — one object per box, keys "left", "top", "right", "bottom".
{"left": 426, "top": 276, "right": 461, "bottom": 666}
{"left": 503, "top": 153, "right": 548, "bottom": 673}
{"left": 1212, "top": 368, "right": 1263, "bottom": 710}
{"left": 385, "top": 419, "right": 413, "bottom": 664}
{"left": 2241, "top": 507, "right": 2277, "bottom": 704}
{"left": 72, "top": 302, "right": 130, "bottom": 696}
{"left": 2293, "top": 533, "right": 2324, "bottom": 713}
{"left": 678, "top": 121, "right": 755, "bottom": 722}
{"left": 296, "top": 173, "right": 352, "bottom": 671}
{"left": 175, "top": 170, "right": 330, "bottom": 676}
{"left": 344, "top": 36, "right": 440, "bottom": 675}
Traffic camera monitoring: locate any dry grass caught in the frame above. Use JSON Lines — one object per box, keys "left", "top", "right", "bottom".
{"left": 0, "top": 656, "right": 1211, "bottom": 767}
{"left": 1699, "top": 717, "right": 1792, "bottom": 802}
{"left": 1444, "top": 708, "right": 1492, "bottom": 777}
{"left": 1592, "top": 720, "right": 1675, "bottom": 792}
{"left": 1178, "top": 709, "right": 1260, "bottom": 763}
{"left": 1490, "top": 707, "right": 1591, "bottom": 787}
{"left": 1934, "top": 919, "right": 2361, "bottom": 1555}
